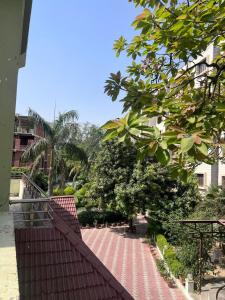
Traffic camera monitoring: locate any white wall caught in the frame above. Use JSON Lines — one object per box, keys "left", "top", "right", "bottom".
{"left": 194, "top": 163, "right": 212, "bottom": 190}
{"left": 218, "top": 160, "right": 225, "bottom": 186}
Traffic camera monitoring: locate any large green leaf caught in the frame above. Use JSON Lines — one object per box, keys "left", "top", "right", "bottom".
{"left": 155, "top": 147, "right": 170, "bottom": 165}
{"left": 102, "top": 120, "right": 122, "bottom": 130}
{"left": 196, "top": 143, "right": 208, "bottom": 156}
{"left": 181, "top": 137, "right": 194, "bottom": 153}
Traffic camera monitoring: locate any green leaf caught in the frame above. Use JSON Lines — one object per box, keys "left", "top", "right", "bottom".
{"left": 113, "top": 36, "right": 127, "bottom": 57}
{"left": 102, "top": 130, "right": 119, "bottom": 142}
{"left": 216, "top": 103, "right": 225, "bottom": 112}
{"left": 187, "top": 117, "right": 195, "bottom": 124}
{"left": 102, "top": 119, "right": 125, "bottom": 130}
{"left": 179, "top": 169, "right": 188, "bottom": 183}
{"left": 177, "top": 14, "right": 187, "bottom": 20}
{"left": 155, "top": 147, "right": 170, "bottom": 165}
{"left": 160, "top": 140, "right": 167, "bottom": 149}
{"left": 148, "top": 142, "right": 158, "bottom": 155}
{"left": 196, "top": 143, "right": 208, "bottom": 156}
{"left": 181, "top": 137, "right": 194, "bottom": 153}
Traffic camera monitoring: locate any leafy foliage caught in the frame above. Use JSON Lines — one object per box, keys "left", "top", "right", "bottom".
{"left": 156, "top": 259, "right": 170, "bottom": 280}
{"left": 88, "top": 140, "right": 139, "bottom": 224}
{"left": 88, "top": 139, "right": 199, "bottom": 228}
{"left": 77, "top": 210, "right": 126, "bottom": 226}
{"left": 53, "top": 187, "right": 64, "bottom": 196}
{"left": 32, "top": 172, "right": 48, "bottom": 192}
{"left": 64, "top": 186, "right": 75, "bottom": 195}
{"left": 11, "top": 166, "right": 30, "bottom": 176}
{"left": 22, "top": 109, "right": 87, "bottom": 195}
{"left": 156, "top": 234, "right": 184, "bottom": 278}
{"left": 103, "top": 0, "right": 225, "bottom": 179}
{"left": 75, "top": 123, "right": 103, "bottom": 160}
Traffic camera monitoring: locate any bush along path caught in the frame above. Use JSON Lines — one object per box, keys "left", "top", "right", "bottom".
{"left": 82, "top": 215, "right": 186, "bottom": 300}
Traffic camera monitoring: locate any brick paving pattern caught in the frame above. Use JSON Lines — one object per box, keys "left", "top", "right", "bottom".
{"left": 82, "top": 216, "right": 186, "bottom": 300}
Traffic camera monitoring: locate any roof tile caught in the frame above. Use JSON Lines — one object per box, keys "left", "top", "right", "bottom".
{"left": 15, "top": 196, "right": 133, "bottom": 300}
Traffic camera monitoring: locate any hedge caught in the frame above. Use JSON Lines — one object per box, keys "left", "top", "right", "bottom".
{"left": 53, "top": 187, "right": 64, "bottom": 196}
{"left": 64, "top": 186, "right": 75, "bottom": 195}
{"left": 11, "top": 166, "right": 30, "bottom": 175}
{"left": 78, "top": 210, "right": 126, "bottom": 226}
{"left": 156, "top": 234, "right": 184, "bottom": 278}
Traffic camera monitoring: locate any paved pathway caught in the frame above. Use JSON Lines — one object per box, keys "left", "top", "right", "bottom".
{"left": 82, "top": 215, "right": 186, "bottom": 300}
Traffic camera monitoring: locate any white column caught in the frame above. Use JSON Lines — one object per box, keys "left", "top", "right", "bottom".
{"left": 0, "top": 0, "right": 26, "bottom": 211}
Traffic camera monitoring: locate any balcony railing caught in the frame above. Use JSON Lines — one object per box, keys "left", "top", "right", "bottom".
{"left": 9, "top": 198, "right": 53, "bottom": 227}
{"left": 22, "top": 173, "right": 47, "bottom": 199}
{"left": 10, "top": 173, "right": 53, "bottom": 228}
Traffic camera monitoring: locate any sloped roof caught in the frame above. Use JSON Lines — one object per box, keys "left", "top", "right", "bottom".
{"left": 50, "top": 196, "right": 82, "bottom": 238}
{"left": 15, "top": 196, "right": 133, "bottom": 300}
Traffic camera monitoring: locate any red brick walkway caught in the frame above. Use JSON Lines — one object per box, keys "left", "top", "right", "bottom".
{"left": 82, "top": 216, "right": 186, "bottom": 300}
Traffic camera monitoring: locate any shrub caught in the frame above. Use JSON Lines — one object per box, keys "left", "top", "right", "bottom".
{"left": 76, "top": 186, "right": 87, "bottom": 200}
{"left": 85, "top": 199, "right": 98, "bottom": 211}
{"left": 11, "top": 166, "right": 30, "bottom": 176}
{"left": 147, "top": 219, "right": 163, "bottom": 236}
{"left": 156, "top": 234, "right": 169, "bottom": 252}
{"left": 64, "top": 186, "right": 75, "bottom": 195}
{"left": 164, "top": 246, "right": 177, "bottom": 264}
{"left": 53, "top": 187, "right": 64, "bottom": 196}
{"left": 156, "top": 259, "right": 169, "bottom": 279}
{"left": 156, "top": 234, "right": 184, "bottom": 278}
{"left": 170, "top": 260, "right": 184, "bottom": 278}
{"left": 75, "top": 184, "right": 89, "bottom": 207}
{"left": 32, "top": 172, "right": 48, "bottom": 191}
{"left": 78, "top": 210, "right": 126, "bottom": 226}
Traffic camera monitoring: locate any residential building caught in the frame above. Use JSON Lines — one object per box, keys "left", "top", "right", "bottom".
{"left": 150, "top": 43, "right": 224, "bottom": 192}
{"left": 12, "top": 114, "right": 49, "bottom": 170}
{"left": 191, "top": 43, "right": 222, "bottom": 191}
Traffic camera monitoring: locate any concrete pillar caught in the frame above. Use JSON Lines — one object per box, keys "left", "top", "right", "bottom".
{"left": 0, "top": 0, "right": 31, "bottom": 211}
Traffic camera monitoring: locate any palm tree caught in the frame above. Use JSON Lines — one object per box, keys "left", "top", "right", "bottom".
{"left": 22, "top": 108, "right": 87, "bottom": 196}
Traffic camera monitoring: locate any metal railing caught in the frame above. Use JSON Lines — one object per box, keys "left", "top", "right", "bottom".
{"left": 22, "top": 173, "right": 47, "bottom": 198}
{"left": 9, "top": 173, "right": 53, "bottom": 227}
{"left": 9, "top": 198, "right": 53, "bottom": 226}
{"left": 216, "top": 284, "right": 225, "bottom": 300}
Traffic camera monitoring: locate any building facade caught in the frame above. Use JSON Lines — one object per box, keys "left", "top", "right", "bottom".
{"left": 191, "top": 44, "right": 222, "bottom": 191}
{"left": 12, "top": 114, "right": 49, "bottom": 171}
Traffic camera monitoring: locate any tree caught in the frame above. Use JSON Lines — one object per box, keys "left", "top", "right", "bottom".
{"left": 22, "top": 109, "right": 87, "bottom": 196}
{"left": 67, "top": 123, "right": 103, "bottom": 185}
{"left": 89, "top": 139, "right": 199, "bottom": 229}
{"left": 89, "top": 140, "right": 139, "bottom": 228}
{"left": 103, "top": 0, "right": 225, "bottom": 180}
{"left": 76, "top": 123, "right": 103, "bottom": 160}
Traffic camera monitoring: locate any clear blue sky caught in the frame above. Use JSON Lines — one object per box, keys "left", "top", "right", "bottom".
{"left": 16, "top": 1, "right": 141, "bottom": 125}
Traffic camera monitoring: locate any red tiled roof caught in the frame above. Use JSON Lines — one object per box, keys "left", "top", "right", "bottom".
{"left": 15, "top": 196, "right": 133, "bottom": 300}
{"left": 50, "top": 196, "right": 81, "bottom": 238}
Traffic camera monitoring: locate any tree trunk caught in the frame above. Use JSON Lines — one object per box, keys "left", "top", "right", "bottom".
{"left": 48, "top": 149, "right": 54, "bottom": 197}
{"left": 129, "top": 218, "right": 133, "bottom": 230}
{"left": 60, "top": 173, "right": 65, "bottom": 189}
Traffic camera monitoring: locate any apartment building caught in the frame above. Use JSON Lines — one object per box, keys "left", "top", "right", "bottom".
{"left": 12, "top": 114, "right": 49, "bottom": 170}
{"left": 150, "top": 44, "right": 224, "bottom": 191}
{"left": 191, "top": 44, "right": 223, "bottom": 191}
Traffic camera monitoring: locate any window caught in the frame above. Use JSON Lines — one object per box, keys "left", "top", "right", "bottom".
{"left": 197, "top": 174, "right": 204, "bottom": 187}
{"left": 196, "top": 59, "right": 207, "bottom": 75}
{"left": 20, "top": 137, "right": 28, "bottom": 146}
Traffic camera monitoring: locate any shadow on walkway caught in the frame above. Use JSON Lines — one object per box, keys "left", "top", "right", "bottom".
{"left": 108, "top": 214, "right": 149, "bottom": 241}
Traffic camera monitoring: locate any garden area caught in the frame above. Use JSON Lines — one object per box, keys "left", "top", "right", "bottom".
{"left": 16, "top": 0, "right": 225, "bottom": 295}
{"left": 17, "top": 108, "right": 225, "bottom": 294}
